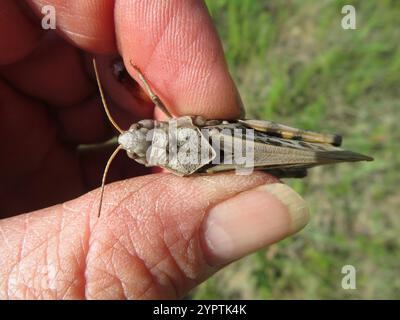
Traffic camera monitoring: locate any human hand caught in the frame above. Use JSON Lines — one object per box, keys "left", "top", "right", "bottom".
{"left": 0, "top": 0, "right": 309, "bottom": 299}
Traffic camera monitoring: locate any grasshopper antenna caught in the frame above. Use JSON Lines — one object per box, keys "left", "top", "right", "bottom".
{"left": 93, "top": 58, "right": 123, "bottom": 134}
{"left": 93, "top": 58, "right": 124, "bottom": 217}
{"left": 98, "top": 145, "right": 123, "bottom": 218}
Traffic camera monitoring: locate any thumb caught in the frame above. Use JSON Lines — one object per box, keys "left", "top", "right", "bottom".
{"left": 0, "top": 172, "right": 309, "bottom": 299}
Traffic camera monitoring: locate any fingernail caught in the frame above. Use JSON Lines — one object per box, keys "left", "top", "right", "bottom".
{"left": 202, "top": 183, "right": 309, "bottom": 266}
{"left": 262, "top": 183, "right": 310, "bottom": 233}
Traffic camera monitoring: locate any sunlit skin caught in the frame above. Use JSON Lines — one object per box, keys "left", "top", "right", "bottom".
{"left": 0, "top": 0, "right": 307, "bottom": 299}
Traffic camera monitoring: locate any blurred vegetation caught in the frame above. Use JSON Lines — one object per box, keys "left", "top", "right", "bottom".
{"left": 191, "top": 0, "right": 400, "bottom": 299}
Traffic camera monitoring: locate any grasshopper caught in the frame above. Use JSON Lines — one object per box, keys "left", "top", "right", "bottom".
{"left": 92, "top": 59, "right": 373, "bottom": 217}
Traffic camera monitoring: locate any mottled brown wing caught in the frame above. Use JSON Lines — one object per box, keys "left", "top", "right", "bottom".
{"left": 200, "top": 124, "right": 372, "bottom": 174}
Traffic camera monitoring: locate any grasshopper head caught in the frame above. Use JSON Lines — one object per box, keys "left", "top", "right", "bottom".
{"left": 118, "top": 126, "right": 150, "bottom": 157}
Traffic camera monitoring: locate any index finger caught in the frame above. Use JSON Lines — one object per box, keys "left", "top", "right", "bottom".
{"left": 25, "top": 0, "right": 243, "bottom": 119}
{"left": 115, "top": 0, "right": 244, "bottom": 119}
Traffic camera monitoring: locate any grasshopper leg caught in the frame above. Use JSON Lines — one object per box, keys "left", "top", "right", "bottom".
{"left": 129, "top": 60, "right": 172, "bottom": 118}
{"left": 239, "top": 119, "right": 342, "bottom": 146}
{"left": 264, "top": 168, "right": 308, "bottom": 179}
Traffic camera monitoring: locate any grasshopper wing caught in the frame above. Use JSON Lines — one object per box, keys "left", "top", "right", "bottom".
{"left": 201, "top": 123, "right": 373, "bottom": 175}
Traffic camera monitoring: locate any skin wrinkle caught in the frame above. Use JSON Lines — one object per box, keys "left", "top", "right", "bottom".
{"left": 109, "top": 241, "right": 131, "bottom": 299}
{"left": 92, "top": 174, "right": 169, "bottom": 222}
{"left": 44, "top": 224, "right": 50, "bottom": 297}
{"left": 157, "top": 195, "right": 184, "bottom": 240}
{"left": 8, "top": 210, "right": 53, "bottom": 298}
{"left": 11, "top": 215, "right": 29, "bottom": 298}
{"left": 88, "top": 261, "right": 124, "bottom": 297}
{"left": 83, "top": 176, "right": 161, "bottom": 298}
{"left": 83, "top": 245, "right": 119, "bottom": 298}
{"left": 3, "top": 204, "right": 86, "bottom": 299}
{"left": 106, "top": 211, "right": 150, "bottom": 298}
{"left": 116, "top": 176, "right": 181, "bottom": 298}
{"left": 126, "top": 224, "right": 160, "bottom": 298}
{"left": 143, "top": 7, "right": 175, "bottom": 70}
{"left": 158, "top": 186, "right": 207, "bottom": 282}
{"left": 148, "top": 251, "right": 180, "bottom": 298}
{"left": 60, "top": 277, "right": 77, "bottom": 299}
{"left": 53, "top": 207, "right": 64, "bottom": 297}
{"left": 84, "top": 175, "right": 190, "bottom": 298}
{"left": 2, "top": 239, "right": 11, "bottom": 299}
{"left": 82, "top": 192, "right": 113, "bottom": 298}
{"left": 123, "top": 244, "right": 157, "bottom": 299}
{"left": 0, "top": 225, "right": 12, "bottom": 251}
{"left": 9, "top": 197, "right": 84, "bottom": 298}
{"left": 153, "top": 211, "right": 186, "bottom": 298}
{"left": 1, "top": 172, "right": 274, "bottom": 299}
{"left": 174, "top": 24, "right": 216, "bottom": 112}
{"left": 60, "top": 202, "right": 90, "bottom": 299}
{"left": 164, "top": 176, "right": 267, "bottom": 295}
{"left": 172, "top": 42, "right": 212, "bottom": 114}
{"left": 116, "top": 2, "right": 168, "bottom": 68}
{"left": 14, "top": 223, "right": 53, "bottom": 260}
{"left": 178, "top": 9, "right": 232, "bottom": 118}
{"left": 146, "top": 4, "right": 197, "bottom": 74}
{"left": 63, "top": 29, "right": 99, "bottom": 42}
{"left": 134, "top": 277, "right": 155, "bottom": 300}
{"left": 80, "top": 193, "right": 93, "bottom": 299}
{"left": 90, "top": 226, "right": 153, "bottom": 298}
